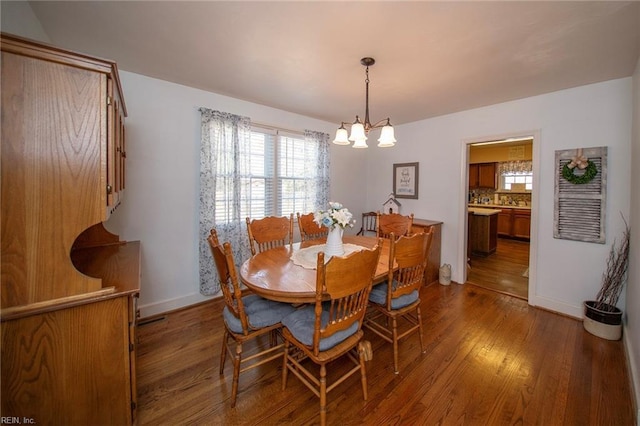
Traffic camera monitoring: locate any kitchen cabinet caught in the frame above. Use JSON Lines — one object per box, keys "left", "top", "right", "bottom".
{"left": 513, "top": 209, "right": 532, "bottom": 239}
{"left": 468, "top": 208, "right": 499, "bottom": 256}
{"left": 411, "top": 219, "right": 442, "bottom": 286}
{"left": 1, "top": 34, "right": 138, "bottom": 425}
{"left": 469, "top": 162, "right": 497, "bottom": 189}
{"left": 497, "top": 208, "right": 531, "bottom": 240}
{"left": 498, "top": 210, "right": 512, "bottom": 236}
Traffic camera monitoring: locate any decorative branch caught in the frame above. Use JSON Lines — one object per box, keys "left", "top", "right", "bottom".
{"left": 595, "top": 213, "right": 630, "bottom": 311}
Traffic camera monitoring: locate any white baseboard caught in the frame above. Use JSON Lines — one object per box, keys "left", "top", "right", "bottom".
{"left": 622, "top": 323, "right": 640, "bottom": 425}
{"left": 138, "top": 291, "right": 220, "bottom": 319}
{"left": 528, "top": 294, "right": 583, "bottom": 319}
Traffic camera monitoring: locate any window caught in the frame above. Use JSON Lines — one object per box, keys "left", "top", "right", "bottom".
{"left": 501, "top": 172, "right": 533, "bottom": 191}
{"left": 499, "top": 160, "right": 533, "bottom": 191}
{"left": 226, "top": 125, "right": 328, "bottom": 221}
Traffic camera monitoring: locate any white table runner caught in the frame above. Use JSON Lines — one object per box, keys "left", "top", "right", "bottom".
{"left": 290, "top": 243, "right": 366, "bottom": 269}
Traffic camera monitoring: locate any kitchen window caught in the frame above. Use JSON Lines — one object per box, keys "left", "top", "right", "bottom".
{"left": 501, "top": 172, "right": 533, "bottom": 191}
{"left": 499, "top": 160, "right": 533, "bottom": 191}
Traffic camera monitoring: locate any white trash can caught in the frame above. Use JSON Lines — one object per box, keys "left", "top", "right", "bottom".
{"left": 439, "top": 264, "right": 451, "bottom": 285}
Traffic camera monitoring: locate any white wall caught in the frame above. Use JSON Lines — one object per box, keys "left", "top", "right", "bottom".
{"left": 105, "top": 72, "right": 367, "bottom": 317}
{"left": 625, "top": 55, "right": 640, "bottom": 419}
{"left": 369, "top": 78, "right": 632, "bottom": 318}
{"left": 1, "top": 1, "right": 49, "bottom": 42}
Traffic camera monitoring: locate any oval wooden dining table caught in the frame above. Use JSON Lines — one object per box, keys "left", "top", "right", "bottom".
{"left": 239, "top": 235, "right": 391, "bottom": 304}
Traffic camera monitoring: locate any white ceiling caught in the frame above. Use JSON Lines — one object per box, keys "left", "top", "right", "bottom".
{"left": 26, "top": 1, "right": 640, "bottom": 126}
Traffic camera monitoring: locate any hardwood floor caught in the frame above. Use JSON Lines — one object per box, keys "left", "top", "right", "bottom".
{"left": 136, "top": 284, "right": 635, "bottom": 425}
{"left": 467, "top": 237, "right": 529, "bottom": 299}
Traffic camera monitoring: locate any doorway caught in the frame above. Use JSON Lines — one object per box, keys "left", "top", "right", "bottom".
{"left": 464, "top": 136, "right": 535, "bottom": 300}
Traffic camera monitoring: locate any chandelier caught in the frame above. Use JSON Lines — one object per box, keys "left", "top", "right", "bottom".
{"left": 333, "top": 57, "right": 396, "bottom": 148}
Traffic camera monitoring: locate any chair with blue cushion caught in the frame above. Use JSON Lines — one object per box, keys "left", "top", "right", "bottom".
{"left": 246, "top": 214, "right": 294, "bottom": 255}
{"left": 281, "top": 240, "right": 382, "bottom": 426}
{"left": 364, "top": 228, "right": 433, "bottom": 374}
{"left": 376, "top": 212, "right": 414, "bottom": 240}
{"left": 297, "top": 212, "right": 328, "bottom": 241}
{"left": 207, "top": 228, "right": 295, "bottom": 407}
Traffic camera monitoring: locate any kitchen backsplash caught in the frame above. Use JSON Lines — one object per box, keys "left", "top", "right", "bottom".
{"left": 469, "top": 188, "right": 532, "bottom": 206}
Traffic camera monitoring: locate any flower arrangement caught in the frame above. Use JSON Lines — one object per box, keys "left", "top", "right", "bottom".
{"left": 314, "top": 201, "right": 355, "bottom": 230}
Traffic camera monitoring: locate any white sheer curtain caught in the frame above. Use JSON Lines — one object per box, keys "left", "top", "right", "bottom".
{"left": 199, "top": 108, "right": 252, "bottom": 295}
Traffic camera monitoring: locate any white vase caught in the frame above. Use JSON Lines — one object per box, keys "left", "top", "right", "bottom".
{"left": 324, "top": 227, "right": 344, "bottom": 258}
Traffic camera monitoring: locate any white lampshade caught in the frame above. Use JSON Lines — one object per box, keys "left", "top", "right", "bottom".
{"left": 348, "top": 122, "right": 366, "bottom": 142}
{"left": 333, "top": 127, "right": 350, "bottom": 145}
{"left": 352, "top": 138, "right": 369, "bottom": 148}
{"left": 377, "top": 123, "right": 396, "bottom": 147}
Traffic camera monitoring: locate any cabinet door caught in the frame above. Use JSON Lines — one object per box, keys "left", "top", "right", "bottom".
{"left": 498, "top": 211, "right": 512, "bottom": 237}
{"left": 513, "top": 210, "right": 531, "bottom": 239}
{"left": 478, "top": 163, "right": 497, "bottom": 188}
{"left": 1, "top": 298, "right": 133, "bottom": 425}
{"left": 468, "top": 164, "right": 479, "bottom": 189}
{"left": 106, "top": 77, "right": 126, "bottom": 218}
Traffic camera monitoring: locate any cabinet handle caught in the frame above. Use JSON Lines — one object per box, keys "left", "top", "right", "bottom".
{"left": 106, "top": 185, "right": 112, "bottom": 194}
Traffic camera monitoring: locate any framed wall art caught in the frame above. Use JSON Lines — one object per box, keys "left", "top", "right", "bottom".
{"left": 393, "top": 162, "right": 419, "bottom": 199}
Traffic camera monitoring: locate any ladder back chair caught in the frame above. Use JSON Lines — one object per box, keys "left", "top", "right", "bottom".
{"left": 376, "top": 212, "right": 414, "bottom": 240}
{"left": 246, "top": 214, "right": 294, "bottom": 255}
{"left": 357, "top": 211, "right": 378, "bottom": 236}
{"left": 364, "top": 228, "right": 433, "bottom": 374}
{"left": 207, "top": 228, "right": 295, "bottom": 407}
{"left": 297, "top": 212, "right": 329, "bottom": 241}
{"left": 281, "top": 241, "right": 383, "bottom": 426}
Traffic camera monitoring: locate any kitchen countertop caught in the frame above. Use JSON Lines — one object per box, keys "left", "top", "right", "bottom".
{"left": 468, "top": 203, "right": 531, "bottom": 210}
{"left": 468, "top": 207, "right": 502, "bottom": 216}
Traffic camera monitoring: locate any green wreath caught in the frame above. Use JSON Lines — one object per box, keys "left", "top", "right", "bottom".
{"left": 562, "top": 160, "right": 597, "bottom": 184}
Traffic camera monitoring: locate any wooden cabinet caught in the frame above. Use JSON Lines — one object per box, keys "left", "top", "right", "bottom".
{"left": 411, "top": 219, "right": 442, "bottom": 286}
{"left": 469, "top": 162, "right": 497, "bottom": 189}
{"left": 469, "top": 164, "right": 480, "bottom": 189}
{"left": 469, "top": 213, "right": 499, "bottom": 256}
{"left": 497, "top": 208, "right": 531, "bottom": 240}
{"left": 498, "top": 210, "right": 512, "bottom": 236}
{"left": 1, "top": 34, "right": 138, "bottom": 425}
{"left": 513, "top": 209, "right": 532, "bottom": 239}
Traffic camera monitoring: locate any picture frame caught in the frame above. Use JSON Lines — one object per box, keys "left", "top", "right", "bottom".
{"left": 393, "top": 162, "right": 419, "bottom": 199}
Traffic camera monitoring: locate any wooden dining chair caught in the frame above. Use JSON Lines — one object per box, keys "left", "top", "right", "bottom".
{"left": 364, "top": 228, "right": 433, "bottom": 374}
{"left": 297, "top": 212, "right": 328, "bottom": 241}
{"left": 357, "top": 211, "right": 378, "bottom": 236}
{"left": 281, "top": 241, "right": 383, "bottom": 426}
{"left": 207, "top": 228, "right": 295, "bottom": 407}
{"left": 376, "top": 212, "right": 414, "bottom": 239}
{"left": 246, "top": 214, "right": 294, "bottom": 255}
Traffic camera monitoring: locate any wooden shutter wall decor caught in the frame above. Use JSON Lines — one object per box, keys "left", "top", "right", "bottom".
{"left": 553, "top": 146, "right": 607, "bottom": 243}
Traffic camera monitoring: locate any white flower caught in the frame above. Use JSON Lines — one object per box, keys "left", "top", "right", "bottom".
{"left": 314, "top": 201, "right": 355, "bottom": 229}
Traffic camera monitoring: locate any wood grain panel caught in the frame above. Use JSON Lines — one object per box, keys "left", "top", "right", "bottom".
{"left": 1, "top": 298, "right": 132, "bottom": 425}
{"left": 1, "top": 51, "right": 105, "bottom": 307}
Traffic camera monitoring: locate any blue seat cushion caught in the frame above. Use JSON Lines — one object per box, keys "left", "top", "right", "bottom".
{"left": 281, "top": 305, "right": 359, "bottom": 351}
{"left": 369, "top": 281, "right": 419, "bottom": 310}
{"left": 223, "top": 294, "right": 295, "bottom": 334}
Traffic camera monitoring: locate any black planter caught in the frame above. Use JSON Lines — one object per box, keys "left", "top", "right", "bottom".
{"left": 584, "top": 301, "right": 622, "bottom": 324}
{"left": 583, "top": 301, "right": 623, "bottom": 340}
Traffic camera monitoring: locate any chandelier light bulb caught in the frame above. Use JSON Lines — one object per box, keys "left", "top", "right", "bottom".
{"left": 349, "top": 120, "right": 366, "bottom": 143}
{"left": 333, "top": 125, "right": 350, "bottom": 145}
{"left": 377, "top": 120, "right": 396, "bottom": 147}
{"left": 352, "top": 138, "right": 369, "bottom": 149}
